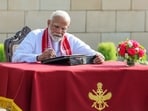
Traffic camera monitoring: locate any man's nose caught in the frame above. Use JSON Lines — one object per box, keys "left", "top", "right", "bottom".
{"left": 55, "top": 27, "right": 63, "bottom": 34}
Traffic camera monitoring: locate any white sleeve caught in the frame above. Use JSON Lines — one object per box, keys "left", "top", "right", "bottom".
{"left": 12, "top": 31, "right": 41, "bottom": 62}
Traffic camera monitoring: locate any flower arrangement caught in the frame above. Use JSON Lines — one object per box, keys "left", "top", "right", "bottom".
{"left": 117, "top": 39, "right": 146, "bottom": 65}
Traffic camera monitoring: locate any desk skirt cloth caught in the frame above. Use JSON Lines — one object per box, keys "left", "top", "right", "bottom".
{"left": 0, "top": 61, "right": 148, "bottom": 111}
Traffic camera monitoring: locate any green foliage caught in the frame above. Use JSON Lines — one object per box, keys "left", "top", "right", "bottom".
{"left": 137, "top": 45, "right": 148, "bottom": 65}
{"left": 141, "top": 53, "right": 147, "bottom": 61}
{"left": 97, "top": 42, "right": 117, "bottom": 61}
{"left": 0, "top": 43, "right": 6, "bottom": 62}
{"left": 138, "top": 53, "right": 148, "bottom": 65}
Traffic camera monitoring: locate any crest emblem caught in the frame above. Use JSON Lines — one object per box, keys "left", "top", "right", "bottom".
{"left": 0, "top": 96, "right": 22, "bottom": 111}
{"left": 88, "top": 82, "right": 112, "bottom": 111}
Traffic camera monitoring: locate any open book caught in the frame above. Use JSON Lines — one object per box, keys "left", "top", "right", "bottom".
{"left": 41, "top": 55, "right": 96, "bottom": 65}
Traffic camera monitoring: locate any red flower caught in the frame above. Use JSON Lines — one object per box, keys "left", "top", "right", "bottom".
{"left": 138, "top": 49, "right": 145, "bottom": 57}
{"left": 118, "top": 44, "right": 126, "bottom": 56}
{"left": 127, "top": 48, "right": 136, "bottom": 56}
{"left": 132, "top": 40, "right": 139, "bottom": 48}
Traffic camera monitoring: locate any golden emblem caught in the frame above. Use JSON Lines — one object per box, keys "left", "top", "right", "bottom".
{"left": 0, "top": 96, "right": 22, "bottom": 111}
{"left": 88, "top": 82, "right": 112, "bottom": 111}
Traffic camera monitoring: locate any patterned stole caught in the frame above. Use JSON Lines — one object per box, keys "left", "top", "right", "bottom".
{"left": 42, "top": 28, "right": 72, "bottom": 55}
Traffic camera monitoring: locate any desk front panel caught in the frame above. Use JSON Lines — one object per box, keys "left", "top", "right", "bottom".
{"left": 0, "top": 62, "right": 148, "bottom": 111}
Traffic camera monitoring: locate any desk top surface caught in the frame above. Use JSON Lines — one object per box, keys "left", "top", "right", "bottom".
{"left": 0, "top": 61, "right": 148, "bottom": 72}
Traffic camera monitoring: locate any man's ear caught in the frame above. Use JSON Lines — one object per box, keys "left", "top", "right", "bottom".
{"left": 47, "top": 19, "right": 51, "bottom": 26}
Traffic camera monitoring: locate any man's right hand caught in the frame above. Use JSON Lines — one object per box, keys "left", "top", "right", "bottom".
{"left": 37, "top": 48, "right": 56, "bottom": 61}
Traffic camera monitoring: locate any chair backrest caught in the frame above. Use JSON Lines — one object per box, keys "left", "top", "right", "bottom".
{"left": 4, "top": 26, "right": 31, "bottom": 62}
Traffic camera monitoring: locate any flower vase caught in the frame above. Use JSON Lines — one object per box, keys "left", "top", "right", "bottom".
{"left": 126, "top": 59, "right": 135, "bottom": 66}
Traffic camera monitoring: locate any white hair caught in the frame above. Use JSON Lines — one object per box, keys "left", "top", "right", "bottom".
{"left": 49, "top": 10, "right": 71, "bottom": 24}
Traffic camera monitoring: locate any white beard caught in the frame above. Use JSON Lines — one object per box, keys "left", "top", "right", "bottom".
{"left": 51, "top": 35, "right": 62, "bottom": 42}
{"left": 48, "top": 29, "right": 62, "bottom": 42}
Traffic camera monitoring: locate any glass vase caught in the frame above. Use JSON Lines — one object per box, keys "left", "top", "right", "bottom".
{"left": 126, "top": 59, "right": 135, "bottom": 66}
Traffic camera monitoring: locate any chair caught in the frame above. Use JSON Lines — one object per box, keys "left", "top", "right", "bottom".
{"left": 4, "top": 26, "right": 31, "bottom": 62}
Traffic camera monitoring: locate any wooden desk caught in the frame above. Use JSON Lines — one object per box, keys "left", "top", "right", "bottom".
{"left": 0, "top": 61, "right": 148, "bottom": 111}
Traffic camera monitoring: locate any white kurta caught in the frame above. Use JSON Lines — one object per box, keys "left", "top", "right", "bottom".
{"left": 12, "top": 29, "right": 98, "bottom": 62}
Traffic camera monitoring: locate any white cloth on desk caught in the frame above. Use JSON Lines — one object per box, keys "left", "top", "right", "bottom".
{"left": 12, "top": 29, "right": 97, "bottom": 62}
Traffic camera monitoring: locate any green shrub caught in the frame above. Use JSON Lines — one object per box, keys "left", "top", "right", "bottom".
{"left": 0, "top": 43, "right": 6, "bottom": 62}
{"left": 97, "top": 42, "right": 117, "bottom": 61}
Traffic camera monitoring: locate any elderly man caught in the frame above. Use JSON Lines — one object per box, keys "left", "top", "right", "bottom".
{"left": 12, "top": 10, "right": 105, "bottom": 64}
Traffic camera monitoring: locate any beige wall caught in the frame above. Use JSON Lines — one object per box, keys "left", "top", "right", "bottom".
{"left": 0, "top": 0, "right": 148, "bottom": 51}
